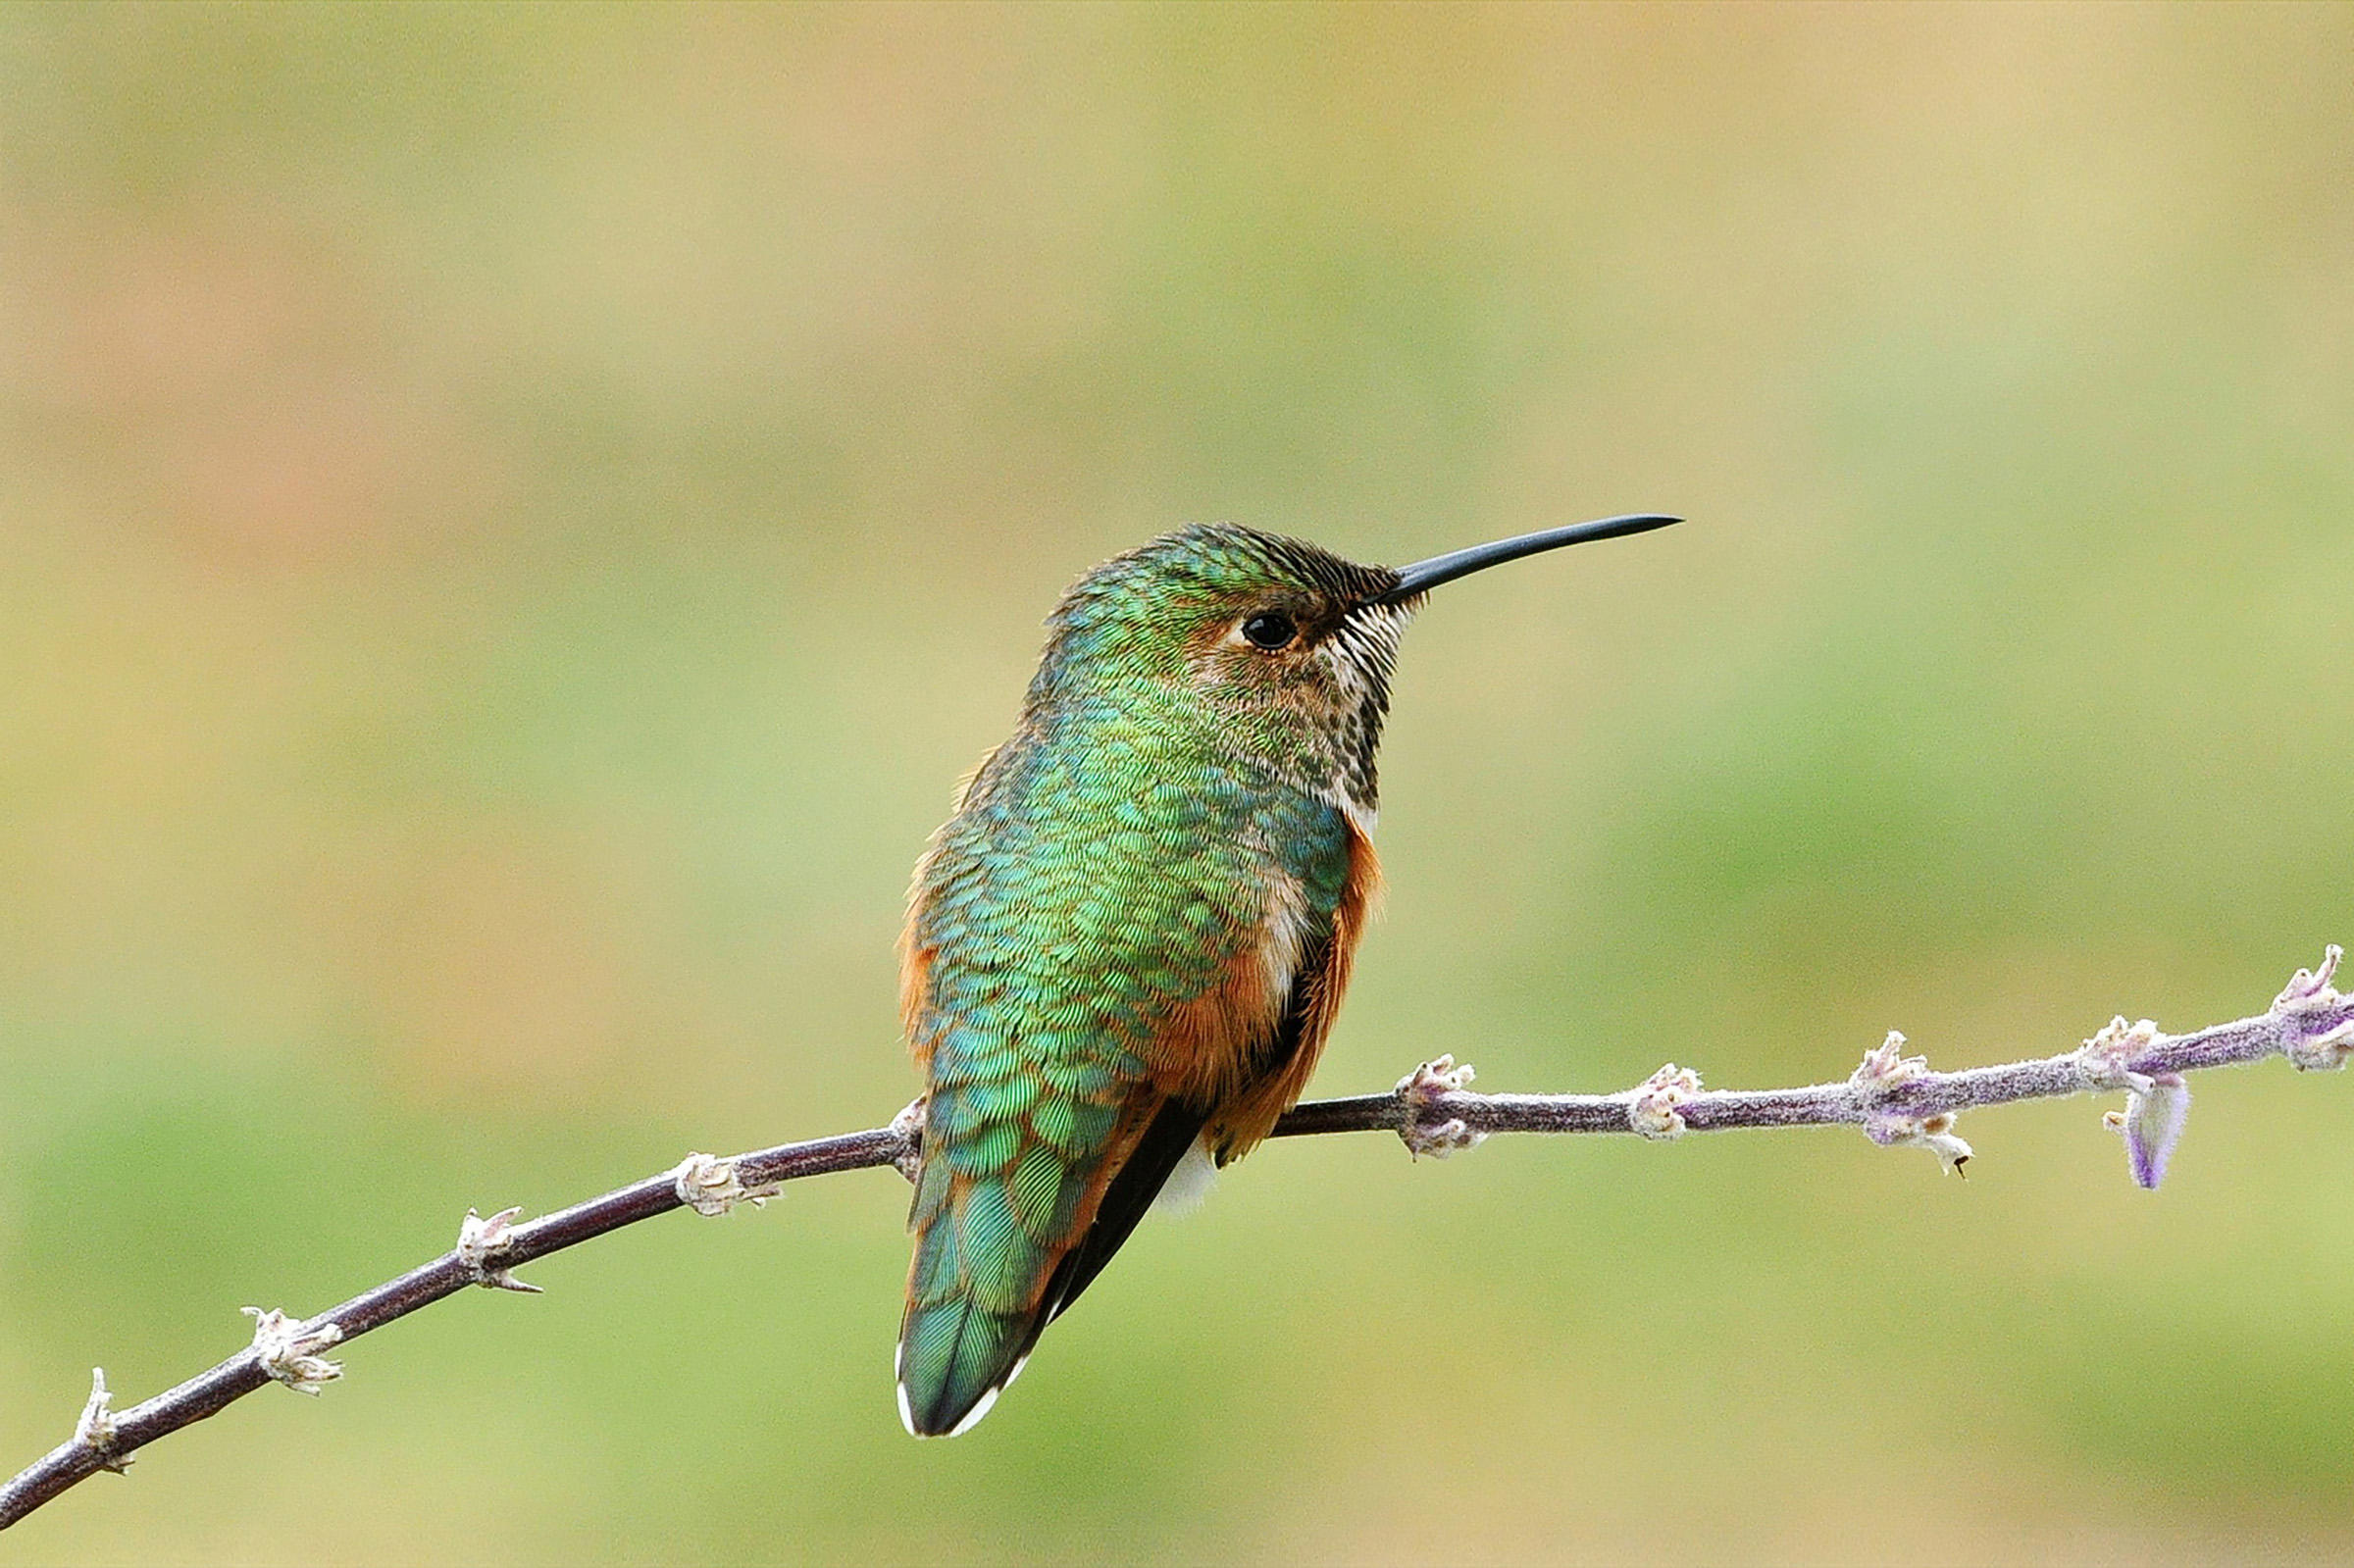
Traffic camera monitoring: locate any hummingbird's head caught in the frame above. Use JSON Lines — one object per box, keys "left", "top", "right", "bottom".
{"left": 1033, "top": 514, "right": 1682, "bottom": 824}
{"left": 1038, "top": 524, "right": 1411, "bottom": 820}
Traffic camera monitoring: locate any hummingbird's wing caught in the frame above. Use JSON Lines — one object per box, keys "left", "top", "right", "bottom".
{"left": 896, "top": 741, "right": 1372, "bottom": 1437}
{"left": 896, "top": 913, "right": 1316, "bottom": 1438}
{"left": 1025, "top": 1092, "right": 1208, "bottom": 1328}
{"left": 897, "top": 915, "right": 1339, "bottom": 1438}
{"left": 1035, "top": 902, "right": 1352, "bottom": 1324}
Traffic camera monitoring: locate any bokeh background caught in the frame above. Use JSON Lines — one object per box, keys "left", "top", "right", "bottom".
{"left": 3, "top": 3, "right": 2350, "bottom": 1561}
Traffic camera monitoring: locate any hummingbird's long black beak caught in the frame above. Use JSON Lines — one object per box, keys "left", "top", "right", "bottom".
{"left": 1375, "top": 513, "right": 1682, "bottom": 604}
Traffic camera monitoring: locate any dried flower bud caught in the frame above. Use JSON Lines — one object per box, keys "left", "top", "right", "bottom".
{"left": 2276, "top": 944, "right": 2343, "bottom": 1009}
{"left": 889, "top": 1097, "right": 927, "bottom": 1184}
{"left": 1853, "top": 1031, "right": 1929, "bottom": 1087}
{"left": 1865, "top": 1109, "right": 1972, "bottom": 1176}
{"left": 2076, "top": 1016, "right": 2164, "bottom": 1092}
{"left": 75, "top": 1368, "right": 130, "bottom": 1474}
{"left": 2110, "top": 1072, "right": 2190, "bottom": 1189}
{"left": 1627, "top": 1063, "right": 1702, "bottom": 1140}
{"left": 1397, "top": 1055, "right": 1485, "bottom": 1158}
{"left": 242, "top": 1308, "right": 344, "bottom": 1395}
{"left": 456, "top": 1206, "right": 542, "bottom": 1293}
{"left": 672, "top": 1152, "right": 780, "bottom": 1216}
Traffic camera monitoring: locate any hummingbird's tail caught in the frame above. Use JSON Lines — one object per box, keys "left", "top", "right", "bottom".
{"left": 897, "top": 1097, "right": 1204, "bottom": 1437}
{"left": 896, "top": 1292, "right": 1031, "bottom": 1439}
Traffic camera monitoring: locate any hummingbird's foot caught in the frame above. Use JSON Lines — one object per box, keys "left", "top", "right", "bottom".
{"left": 888, "top": 1097, "right": 927, "bottom": 1184}
{"left": 242, "top": 1307, "right": 345, "bottom": 1395}
{"left": 671, "top": 1151, "right": 783, "bottom": 1216}
{"left": 456, "top": 1205, "right": 543, "bottom": 1293}
{"left": 1395, "top": 1055, "right": 1484, "bottom": 1159}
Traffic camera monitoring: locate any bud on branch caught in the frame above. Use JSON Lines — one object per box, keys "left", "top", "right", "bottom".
{"left": 3, "top": 947, "right": 2345, "bottom": 1529}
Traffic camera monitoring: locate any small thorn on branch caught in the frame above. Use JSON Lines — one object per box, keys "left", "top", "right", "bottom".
{"left": 456, "top": 1207, "right": 542, "bottom": 1293}
{"left": 1396, "top": 1055, "right": 1483, "bottom": 1158}
{"left": 242, "top": 1308, "right": 344, "bottom": 1395}
{"left": 73, "top": 1369, "right": 129, "bottom": 1475}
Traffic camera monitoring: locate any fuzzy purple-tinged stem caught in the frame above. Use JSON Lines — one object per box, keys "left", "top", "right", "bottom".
{"left": 4, "top": 950, "right": 2346, "bottom": 1530}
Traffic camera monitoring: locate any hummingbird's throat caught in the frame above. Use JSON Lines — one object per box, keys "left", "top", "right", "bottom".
{"left": 1307, "top": 599, "right": 1414, "bottom": 830}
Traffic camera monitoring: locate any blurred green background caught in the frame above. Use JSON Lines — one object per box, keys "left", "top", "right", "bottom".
{"left": 3, "top": 3, "right": 2350, "bottom": 1561}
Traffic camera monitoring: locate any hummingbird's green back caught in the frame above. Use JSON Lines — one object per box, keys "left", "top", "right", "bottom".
{"left": 896, "top": 526, "right": 1408, "bottom": 1436}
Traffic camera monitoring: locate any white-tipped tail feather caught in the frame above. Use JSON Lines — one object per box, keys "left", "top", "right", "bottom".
{"left": 898, "top": 1136, "right": 1216, "bottom": 1439}
{"left": 894, "top": 1340, "right": 917, "bottom": 1438}
{"left": 944, "top": 1382, "right": 1000, "bottom": 1438}
{"left": 896, "top": 1335, "right": 1033, "bottom": 1439}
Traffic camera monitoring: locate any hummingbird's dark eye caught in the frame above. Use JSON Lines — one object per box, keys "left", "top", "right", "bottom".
{"left": 1240, "top": 611, "right": 1297, "bottom": 650}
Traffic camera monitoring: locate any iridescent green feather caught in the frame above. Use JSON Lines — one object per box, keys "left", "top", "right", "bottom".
{"left": 896, "top": 528, "right": 1394, "bottom": 1438}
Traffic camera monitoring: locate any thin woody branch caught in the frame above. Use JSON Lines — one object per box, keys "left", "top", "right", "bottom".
{"left": 4, "top": 947, "right": 2347, "bottom": 1530}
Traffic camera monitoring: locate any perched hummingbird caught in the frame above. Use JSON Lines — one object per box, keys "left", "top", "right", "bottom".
{"left": 896, "top": 513, "right": 1680, "bottom": 1437}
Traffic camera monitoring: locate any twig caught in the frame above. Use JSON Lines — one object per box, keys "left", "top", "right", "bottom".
{"left": 5, "top": 947, "right": 2347, "bottom": 1529}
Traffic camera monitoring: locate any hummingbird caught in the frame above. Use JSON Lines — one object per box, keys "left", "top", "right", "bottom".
{"left": 896, "top": 512, "right": 1681, "bottom": 1437}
